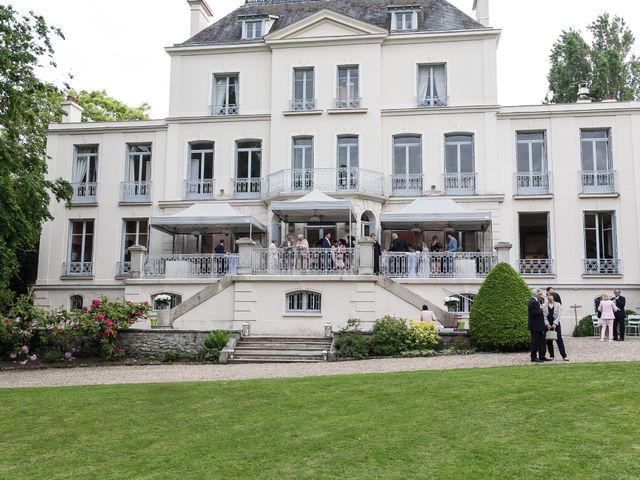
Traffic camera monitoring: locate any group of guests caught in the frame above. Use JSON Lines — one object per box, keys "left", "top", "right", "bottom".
{"left": 268, "top": 232, "right": 356, "bottom": 271}
{"left": 595, "top": 289, "right": 626, "bottom": 342}
{"left": 528, "top": 287, "right": 569, "bottom": 363}
{"left": 387, "top": 233, "right": 459, "bottom": 253}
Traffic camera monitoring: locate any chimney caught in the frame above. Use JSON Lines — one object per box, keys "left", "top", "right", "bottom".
{"left": 472, "top": 0, "right": 490, "bottom": 27}
{"left": 61, "top": 96, "right": 83, "bottom": 123}
{"left": 187, "top": 0, "right": 213, "bottom": 37}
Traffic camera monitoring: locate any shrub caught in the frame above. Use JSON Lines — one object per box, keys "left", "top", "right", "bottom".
{"left": 469, "top": 263, "right": 531, "bottom": 352}
{"left": 573, "top": 315, "right": 596, "bottom": 337}
{"left": 370, "top": 316, "right": 408, "bottom": 356}
{"left": 406, "top": 320, "right": 440, "bottom": 350}
{"left": 162, "top": 349, "right": 180, "bottom": 362}
{"left": 401, "top": 349, "right": 437, "bottom": 358}
{"left": 335, "top": 319, "right": 370, "bottom": 359}
{"left": 42, "top": 351, "right": 65, "bottom": 363}
{"left": 203, "top": 330, "right": 230, "bottom": 362}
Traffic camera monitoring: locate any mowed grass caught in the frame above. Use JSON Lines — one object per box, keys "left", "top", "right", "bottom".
{"left": 1, "top": 363, "right": 640, "bottom": 480}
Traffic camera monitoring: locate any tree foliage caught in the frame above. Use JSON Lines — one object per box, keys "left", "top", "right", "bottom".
{"left": 547, "top": 13, "right": 640, "bottom": 103}
{"left": 68, "top": 89, "right": 150, "bottom": 122}
{"left": 469, "top": 263, "right": 531, "bottom": 352}
{"left": 0, "top": 5, "right": 72, "bottom": 310}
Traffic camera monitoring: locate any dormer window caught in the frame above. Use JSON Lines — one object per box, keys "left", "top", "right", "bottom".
{"left": 240, "top": 15, "right": 278, "bottom": 41}
{"left": 391, "top": 9, "right": 418, "bottom": 32}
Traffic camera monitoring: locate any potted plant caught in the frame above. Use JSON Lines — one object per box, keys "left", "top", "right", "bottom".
{"left": 154, "top": 294, "right": 171, "bottom": 310}
{"left": 443, "top": 296, "right": 459, "bottom": 312}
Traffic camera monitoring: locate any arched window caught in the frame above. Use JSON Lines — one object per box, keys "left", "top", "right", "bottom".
{"left": 235, "top": 140, "right": 262, "bottom": 196}
{"left": 292, "top": 136, "right": 314, "bottom": 191}
{"left": 286, "top": 291, "right": 321, "bottom": 313}
{"left": 152, "top": 293, "right": 182, "bottom": 310}
{"left": 444, "top": 133, "right": 475, "bottom": 195}
{"left": 70, "top": 295, "right": 84, "bottom": 310}
{"left": 361, "top": 212, "right": 375, "bottom": 237}
{"left": 392, "top": 135, "right": 422, "bottom": 195}
{"left": 451, "top": 293, "right": 475, "bottom": 313}
{"left": 186, "top": 141, "right": 214, "bottom": 199}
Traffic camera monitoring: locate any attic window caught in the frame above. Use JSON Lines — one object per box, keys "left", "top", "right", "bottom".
{"left": 390, "top": 10, "right": 418, "bottom": 32}
{"left": 243, "top": 20, "right": 264, "bottom": 40}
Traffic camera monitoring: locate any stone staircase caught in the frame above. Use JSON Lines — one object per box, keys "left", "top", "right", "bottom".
{"left": 228, "top": 336, "right": 333, "bottom": 363}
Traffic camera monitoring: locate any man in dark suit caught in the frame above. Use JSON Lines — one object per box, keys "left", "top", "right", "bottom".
{"left": 529, "top": 288, "right": 549, "bottom": 363}
{"left": 389, "top": 233, "right": 408, "bottom": 252}
{"left": 370, "top": 233, "right": 382, "bottom": 274}
{"left": 613, "top": 288, "right": 626, "bottom": 341}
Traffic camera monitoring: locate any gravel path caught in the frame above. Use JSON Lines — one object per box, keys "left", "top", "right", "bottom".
{"left": 1, "top": 337, "right": 639, "bottom": 389}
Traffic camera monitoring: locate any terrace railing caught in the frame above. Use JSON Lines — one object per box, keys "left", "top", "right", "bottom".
{"left": 381, "top": 252, "right": 496, "bottom": 278}
{"left": 143, "top": 254, "right": 238, "bottom": 279}
{"left": 519, "top": 259, "right": 554, "bottom": 275}
{"left": 185, "top": 179, "right": 215, "bottom": 200}
{"left": 63, "top": 261, "right": 93, "bottom": 276}
{"left": 121, "top": 181, "right": 152, "bottom": 202}
{"left": 443, "top": 172, "right": 476, "bottom": 195}
{"left": 391, "top": 174, "right": 423, "bottom": 196}
{"left": 583, "top": 258, "right": 620, "bottom": 275}
{"left": 252, "top": 247, "right": 358, "bottom": 275}
{"left": 580, "top": 170, "right": 616, "bottom": 194}
{"left": 71, "top": 182, "right": 98, "bottom": 203}
{"left": 266, "top": 168, "right": 384, "bottom": 196}
{"left": 515, "top": 172, "right": 551, "bottom": 195}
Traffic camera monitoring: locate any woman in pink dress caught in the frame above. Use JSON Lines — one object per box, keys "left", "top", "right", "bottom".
{"left": 598, "top": 293, "right": 618, "bottom": 342}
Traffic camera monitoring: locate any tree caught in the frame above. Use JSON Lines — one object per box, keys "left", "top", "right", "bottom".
{"left": 67, "top": 89, "right": 150, "bottom": 122}
{"left": 469, "top": 263, "right": 531, "bottom": 352}
{"left": 0, "top": 6, "right": 73, "bottom": 310}
{"left": 547, "top": 13, "right": 640, "bottom": 103}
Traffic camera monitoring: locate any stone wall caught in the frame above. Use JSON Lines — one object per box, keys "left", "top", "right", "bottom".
{"left": 119, "top": 329, "right": 214, "bottom": 360}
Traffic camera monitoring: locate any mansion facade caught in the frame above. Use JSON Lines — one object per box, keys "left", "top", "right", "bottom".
{"left": 35, "top": 0, "right": 640, "bottom": 333}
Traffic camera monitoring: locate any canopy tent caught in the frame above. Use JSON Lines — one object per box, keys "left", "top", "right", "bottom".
{"left": 270, "top": 190, "right": 356, "bottom": 223}
{"left": 150, "top": 203, "right": 267, "bottom": 235}
{"left": 380, "top": 198, "right": 492, "bottom": 231}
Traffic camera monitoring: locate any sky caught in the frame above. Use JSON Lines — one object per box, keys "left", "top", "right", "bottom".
{"left": 13, "top": 0, "right": 640, "bottom": 119}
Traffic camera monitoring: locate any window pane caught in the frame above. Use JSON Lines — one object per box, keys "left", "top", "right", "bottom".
{"left": 408, "top": 145, "right": 421, "bottom": 173}
{"left": 585, "top": 229, "right": 597, "bottom": 258}
{"left": 393, "top": 146, "right": 406, "bottom": 174}
{"left": 517, "top": 132, "right": 544, "bottom": 142}
{"left": 516, "top": 143, "right": 529, "bottom": 172}
{"left": 445, "top": 144, "right": 458, "bottom": 172}
{"left": 237, "top": 151, "right": 249, "bottom": 177}
{"left": 85, "top": 221, "right": 94, "bottom": 234}
{"left": 460, "top": 144, "right": 474, "bottom": 172}
{"left": 585, "top": 213, "right": 596, "bottom": 229}
{"left": 251, "top": 151, "right": 262, "bottom": 177}
{"left": 203, "top": 152, "right": 214, "bottom": 178}
{"left": 581, "top": 140, "right": 594, "bottom": 170}
{"left": 595, "top": 141, "right": 609, "bottom": 170}
{"left": 581, "top": 130, "right": 608, "bottom": 139}
{"left": 531, "top": 143, "right": 543, "bottom": 172}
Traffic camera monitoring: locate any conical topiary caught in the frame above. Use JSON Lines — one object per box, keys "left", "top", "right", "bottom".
{"left": 469, "top": 262, "right": 531, "bottom": 351}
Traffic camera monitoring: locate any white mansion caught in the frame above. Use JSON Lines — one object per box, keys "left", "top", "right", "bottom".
{"left": 36, "top": 0, "right": 640, "bottom": 333}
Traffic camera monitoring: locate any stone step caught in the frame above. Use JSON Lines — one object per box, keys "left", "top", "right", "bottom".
{"left": 241, "top": 336, "right": 331, "bottom": 343}
{"left": 233, "top": 349, "right": 326, "bottom": 357}
{"left": 228, "top": 357, "right": 323, "bottom": 364}
{"left": 235, "top": 343, "right": 329, "bottom": 351}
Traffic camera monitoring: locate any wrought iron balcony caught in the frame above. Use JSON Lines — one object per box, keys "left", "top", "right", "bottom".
{"left": 580, "top": 170, "right": 616, "bottom": 194}
{"left": 143, "top": 254, "right": 238, "bottom": 278}
{"left": 185, "top": 179, "right": 215, "bottom": 200}
{"left": 443, "top": 172, "right": 476, "bottom": 195}
{"left": 210, "top": 104, "right": 239, "bottom": 116}
{"left": 233, "top": 178, "right": 263, "bottom": 198}
{"left": 519, "top": 259, "right": 554, "bottom": 275}
{"left": 290, "top": 98, "right": 317, "bottom": 111}
{"left": 266, "top": 168, "right": 384, "bottom": 196}
{"left": 416, "top": 96, "right": 448, "bottom": 108}
{"left": 71, "top": 182, "right": 98, "bottom": 203}
{"left": 583, "top": 258, "right": 620, "bottom": 275}
{"left": 252, "top": 247, "right": 358, "bottom": 275}
{"left": 334, "top": 97, "right": 362, "bottom": 109}
{"left": 391, "top": 174, "right": 423, "bottom": 196}
{"left": 63, "top": 261, "right": 93, "bottom": 276}
{"left": 381, "top": 252, "right": 496, "bottom": 279}
{"left": 515, "top": 172, "right": 551, "bottom": 195}
{"left": 121, "top": 181, "right": 152, "bottom": 202}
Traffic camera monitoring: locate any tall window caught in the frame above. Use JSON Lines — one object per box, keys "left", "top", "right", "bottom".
{"left": 337, "top": 136, "right": 359, "bottom": 190}
{"left": 67, "top": 220, "right": 94, "bottom": 275}
{"left": 72, "top": 145, "right": 98, "bottom": 201}
{"left": 518, "top": 212, "right": 552, "bottom": 275}
{"left": 336, "top": 66, "right": 360, "bottom": 108}
{"left": 243, "top": 20, "right": 263, "bottom": 40}
{"left": 292, "top": 68, "right": 315, "bottom": 110}
{"left": 516, "top": 132, "right": 548, "bottom": 194}
{"left": 286, "top": 291, "right": 321, "bottom": 312}
{"left": 127, "top": 144, "right": 152, "bottom": 183}
{"left": 236, "top": 140, "right": 262, "bottom": 195}
{"left": 444, "top": 134, "right": 475, "bottom": 194}
{"left": 292, "top": 137, "right": 314, "bottom": 191}
{"left": 187, "top": 142, "right": 214, "bottom": 198}
{"left": 391, "top": 10, "right": 417, "bottom": 31}
{"left": 417, "top": 64, "right": 446, "bottom": 107}
{"left": 581, "top": 129, "right": 614, "bottom": 193}
{"left": 392, "top": 135, "right": 422, "bottom": 194}
{"left": 213, "top": 74, "right": 239, "bottom": 115}
{"left": 122, "top": 219, "right": 149, "bottom": 264}
{"left": 584, "top": 212, "right": 616, "bottom": 264}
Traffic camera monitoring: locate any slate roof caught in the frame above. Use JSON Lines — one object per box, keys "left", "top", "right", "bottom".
{"left": 180, "top": 0, "right": 485, "bottom": 46}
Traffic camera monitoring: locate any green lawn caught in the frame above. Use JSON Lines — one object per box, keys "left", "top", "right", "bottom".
{"left": 1, "top": 363, "right": 639, "bottom": 479}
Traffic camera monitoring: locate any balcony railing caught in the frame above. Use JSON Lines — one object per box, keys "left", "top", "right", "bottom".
{"left": 290, "top": 98, "right": 317, "bottom": 111}
{"left": 381, "top": 252, "right": 496, "bottom": 278}
{"left": 519, "top": 259, "right": 554, "bottom": 275}
{"left": 233, "top": 178, "right": 262, "bottom": 198}
{"left": 185, "top": 179, "right": 215, "bottom": 200}
{"left": 334, "top": 97, "right": 362, "bottom": 109}
{"left": 515, "top": 172, "right": 551, "bottom": 195}
{"left": 71, "top": 182, "right": 98, "bottom": 203}
{"left": 143, "top": 254, "right": 238, "bottom": 279}
{"left": 252, "top": 247, "right": 358, "bottom": 275}
{"left": 210, "top": 104, "right": 239, "bottom": 115}
{"left": 391, "top": 174, "right": 423, "bottom": 196}
{"left": 417, "top": 96, "right": 448, "bottom": 108}
{"left": 443, "top": 172, "right": 476, "bottom": 195}
{"left": 63, "top": 261, "right": 93, "bottom": 276}
{"left": 266, "top": 168, "right": 384, "bottom": 196}
{"left": 583, "top": 258, "right": 620, "bottom": 275}
{"left": 121, "top": 181, "right": 152, "bottom": 202}
{"left": 580, "top": 170, "right": 616, "bottom": 194}
{"left": 117, "top": 261, "right": 131, "bottom": 277}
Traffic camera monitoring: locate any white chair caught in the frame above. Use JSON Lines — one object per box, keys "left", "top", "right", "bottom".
{"left": 626, "top": 315, "right": 640, "bottom": 336}
{"left": 592, "top": 315, "right": 600, "bottom": 336}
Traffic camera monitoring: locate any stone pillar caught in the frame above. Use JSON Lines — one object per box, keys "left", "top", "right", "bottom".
{"left": 156, "top": 309, "right": 171, "bottom": 327}
{"left": 236, "top": 238, "right": 255, "bottom": 275}
{"left": 128, "top": 245, "right": 147, "bottom": 279}
{"left": 494, "top": 242, "right": 513, "bottom": 265}
{"left": 357, "top": 237, "right": 374, "bottom": 275}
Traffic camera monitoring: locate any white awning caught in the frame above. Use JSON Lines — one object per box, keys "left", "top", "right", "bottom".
{"left": 380, "top": 198, "right": 491, "bottom": 231}
{"left": 150, "top": 203, "right": 267, "bottom": 235}
{"left": 271, "top": 190, "right": 356, "bottom": 223}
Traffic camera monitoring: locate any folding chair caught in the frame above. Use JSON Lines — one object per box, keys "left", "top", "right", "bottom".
{"left": 626, "top": 315, "right": 640, "bottom": 337}
{"left": 592, "top": 315, "right": 600, "bottom": 336}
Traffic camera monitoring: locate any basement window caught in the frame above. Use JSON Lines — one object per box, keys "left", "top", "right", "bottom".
{"left": 286, "top": 291, "right": 321, "bottom": 313}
